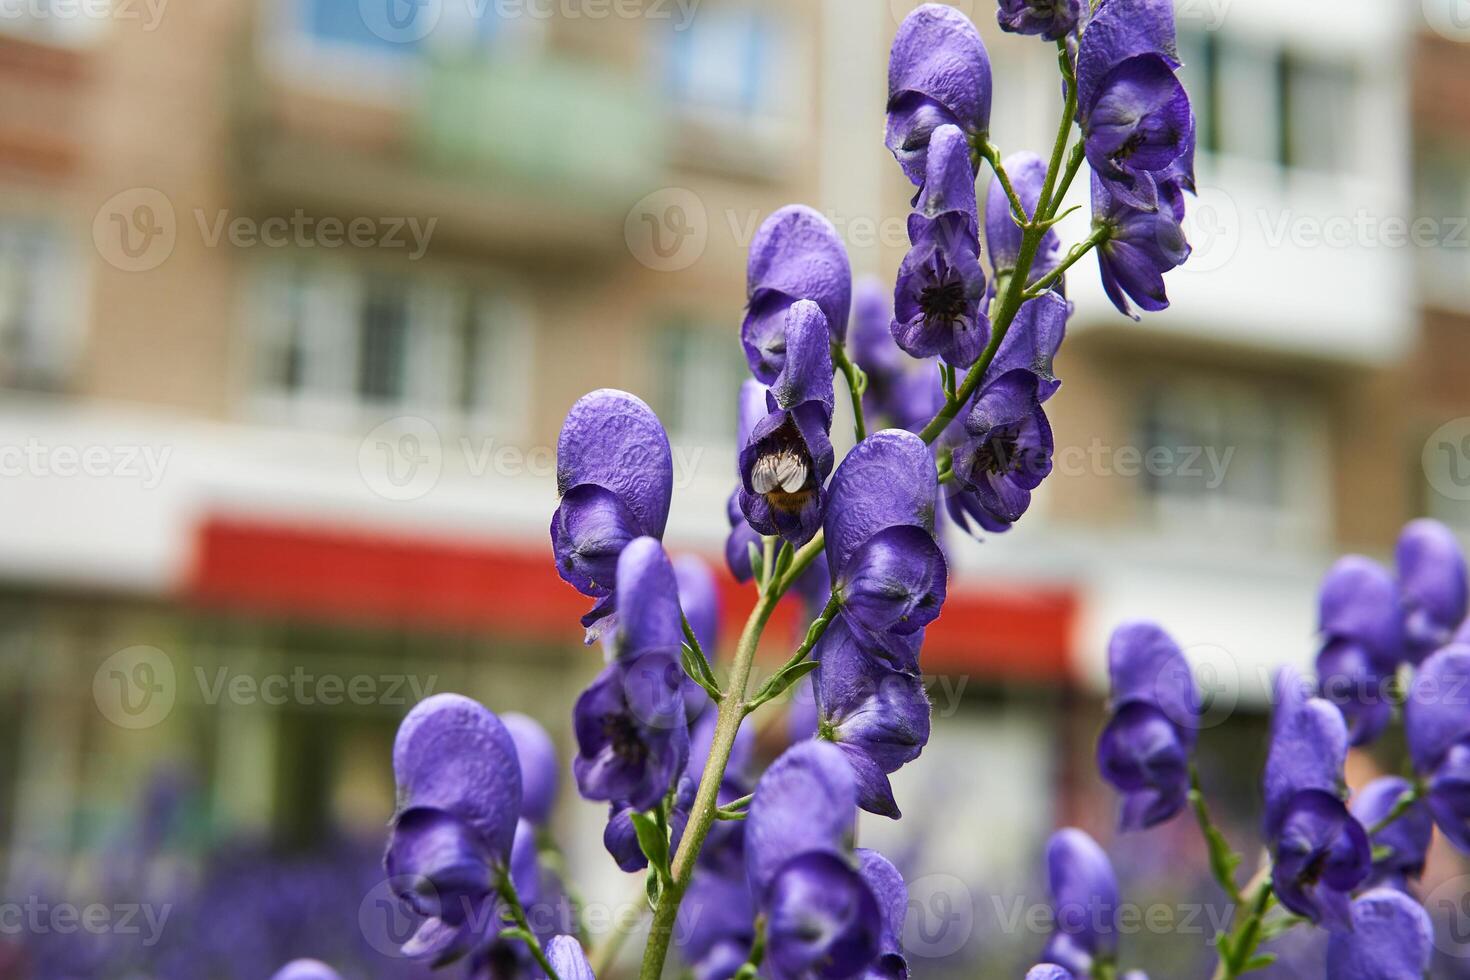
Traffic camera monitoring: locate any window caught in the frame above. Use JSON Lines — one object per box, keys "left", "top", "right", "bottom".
{"left": 1283, "top": 55, "right": 1354, "bottom": 173}
{"left": 653, "top": 319, "right": 747, "bottom": 445}
{"left": 0, "top": 220, "right": 78, "bottom": 392}
{"left": 250, "top": 262, "right": 531, "bottom": 432}
{"left": 1136, "top": 379, "right": 1327, "bottom": 544}
{"left": 664, "top": 10, "right": 775, "bottom": 120}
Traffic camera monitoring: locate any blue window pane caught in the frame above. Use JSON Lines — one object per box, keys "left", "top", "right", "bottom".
{"left": 666, "top": 11, "right": 771, "bottom": 116}
{"left": 302, "top": 0, "right": 424, "bottom": 55}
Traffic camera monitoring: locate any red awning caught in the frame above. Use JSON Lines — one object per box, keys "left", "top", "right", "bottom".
{"left": 185, "top": 516, "right": 1074, "bottom": 682}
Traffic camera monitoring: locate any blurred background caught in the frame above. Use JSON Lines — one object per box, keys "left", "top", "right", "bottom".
{"left": 0, "top": 0, "right": 1467, "bottom": 975}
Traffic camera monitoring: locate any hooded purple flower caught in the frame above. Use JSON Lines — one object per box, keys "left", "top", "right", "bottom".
{"left": 1025, "top": 968, "right": 1074, "bottom": 980}
{"left": 1406, "top": 644, "right": 1470, "bottom": 852}
{"left": 739, "top": 301, "right": 836, "bottom": 547}
{"left": 997, "top": 0, "right": 1081, "bottom": 41}
{"left": 742, "top": 206, "right": 851, "bottom": 383}
{"left": 886, "top": 4, "right": 992, "bottom": 188}
{"left": 726, "top": 380, "right": 769, "bottom": 582}
{"left": 824, "top": 430, "right": 947, "bottom": 661}
{"left": 270, "top": 962, "right": 342, "bottom": 980}
{"left": 1262, "top": 667, "right": 1370, "bottom": 932}
{"left": 573, "top": 540, "right": 689, "bottom": 810}
{"left": 1397, "top": 518, "right": 1468, "bottom": 663}
{"left": 982, "top": 291, "right": 1069, "bottom": 403}
{"left": 1091, "top": 173, "right": 1190, "bottom": 319}
{"left": 547, "top": 935, "right": 596, "bottom": 980}
{"left": 1075, "top": 0, "right": 1188, "bottom": 211}
{"left": 813, "top": 616, "right": 931, "bottom": 819}
{"left": 856, "top": 849, "right": 909, "bottom": 980}
{"left": 1315, "top": 556, "right": 1402, "bottom": 746}
{"left": 985, "top": 152, "right": 1061, "bottom": 288}
{"left": 677, "top": 867, "right": 757, "bottom": 980}
{"left": 674, "top": 553, "right": 721, "bottom": 719}
{"left": 1097, "top": 622, "right": 1198, "bottom": 831}
{"left": 950, "top": 369, "right": 1054, "bottom": 530}
{"left": 1324, "top": 889, "right": 1434, "bottom": 980}
{"left": 384, "top": 694, "right": 522, "bottom": 962}
{"left": 1042, "top": 829, "right": 1119, "bottom": 976}
{"left": 892, "top": 125, "right": 988, "bottom": 368}
{"left": 603, "top": 775, "right": 695, "bottom": 873}
{"left": 501, "top": 713, "right": 559, "bottom": 827}
{"left": 551, "top": 389, "right": 673, "bottom": 636}
{"left": 1350, "top": 776, "right": 1433, "bottom": 889}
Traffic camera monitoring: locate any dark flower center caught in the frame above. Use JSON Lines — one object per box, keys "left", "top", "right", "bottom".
{"left": 920, "top": 276, "right": 968, "bottom": 325}
{"left": 602, "top": 713, "right": 648, "bottom": 766}
{"left": 972, "top": 427, "right": 1022, "bottom": 476}
{"left": 752, "top": 418, "right": 817, "bottom": 514}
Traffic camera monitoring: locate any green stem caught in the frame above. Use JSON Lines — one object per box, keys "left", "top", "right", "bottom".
{"left": 1367, "top": 782, "right": 1423, "bottom": 836}
{"left": 1188, "top": 764, "right": 1243, "bottom": 905}
{"left": 832, "top": 342, "right": 869, "bottom": 442}
{"left": 979, "top": 141, "right": 1027, "bottom": 225}
{"left": 640, "top": 585, "right": 783, "bottom": 978}
{"left": 1212, "top": 868, "right": 1273, "bottom": 980}
{"left": 1048, "top": 141, "right": 1087, "bottom": 220}
{"left": 1023, "top": 228, "right": 1108, "bottom": 299}
{"left": 498, "top": 870, "right": 561, "bottom": 980}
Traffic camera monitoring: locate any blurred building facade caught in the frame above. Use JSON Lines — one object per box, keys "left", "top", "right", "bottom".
{"left": 0, "top": 0, "right": 1462, "bottom": 971}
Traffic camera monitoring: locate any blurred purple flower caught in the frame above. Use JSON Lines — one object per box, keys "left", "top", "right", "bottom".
{"left": 1324, "top": 889, "right": 1433, "bottom": 979}
{"left": 1315, "top": 556, "right": 1402, "bottom": 746}
{"left": 1042, "top": 829, "right": 1119, "bottom": 975}
{"left": 270, "top": 961, "right": 342, "bottom": 980}
{"left": 1350, "top": 776, "right": 1433, "bottom": 889}
{"left": 997, "top": 0, "right": 1081, "bottom": 41}
{"left": 1397, "top": 518, "right": 1468, "bottom": 663}
{"left": 547, "top": 935, "right": 596, "bottom": 980}
{"left": 1097, "top": 622, "right": 1197, "bottom": 831}
{"left": 985, "top": 151, "right": 1061, "bottom": 288}
{"left": 1406, "top": 644, "right": 1470, "bottom": 852}
{"left": 501, "top": 713, "right": 559, "bottom": 827}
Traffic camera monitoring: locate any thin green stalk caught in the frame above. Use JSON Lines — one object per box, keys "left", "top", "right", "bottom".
{"left": 681, "top": 610, "right": 721, "bottom": 697}
{"left": 1368, "top": 782, "right": 1423, "bottom": 836}
{"left": 640, "top": 585, "right": 783, "bottom": 978}
{"left": 979, "top": 141, "right": 1027, "bottom": 225}
{"left": 1024, "top": 228, "right": 1108, "bottom": 299}
{"left": 498, "top": 871, "right": 561, "bottom": 980}
{"left": 832, "top": 342, "right": 869, "bottom": 442}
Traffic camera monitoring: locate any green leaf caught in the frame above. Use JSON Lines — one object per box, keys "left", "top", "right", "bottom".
{"left": 748, "top": 659, "right": 820, "bottom": 711}
{"left": 1241, "top": 953, "right": 1277, "bottom": 973}
{"left": 630, "top": 811, "right": 670, "bottom": 882}
{"left": 1371, "top": 843, "right": 1395, "bottom": 863}
{"left": 644, "top": 868, "right": 662, "bottom": 911}
{"left": 680, "top": 644, "right": 722, "bottom": 702}
{"left": 746, "top": 541, "right": 765, "bottom": 586}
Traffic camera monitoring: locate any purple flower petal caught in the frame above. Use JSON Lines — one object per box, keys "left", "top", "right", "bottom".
{"left": 985, "top": 152, "right": 1058, "bottom": 281}
{"left": 886, "top": 4, "right": 992, "bottom": 187}
{"left": 770, "top": 300, "right": 836, "bottom": 416}
{"left": 572, "top": 652, "right": 689, "bottom": 811}
{"left": 1270, "top": 789, "right": 1371, "bottom": 933}
{"left": 764, "top": 852, "right": 882, "bottom": 980}
{"left": 1316, "top": 637, "right": 1395, "bottom": 747}
{"left": 614, "top": 537, "right": 683, "bottom": 661}
{"left": 952, "top": 369, "right": 1054, "bottom": 527}
{"left": 1025, "top": 968, "right": 1074, "bottom": 980}
{"left": 1097, "top": 703, "right": 1188, "bottom": 831}
{"left": 547, "top": 935, "right": 596, "bottom": 980}
{"left": 502, "top": 713, "right": 559, "bottom": 826}
{"left": 1398, "top": 518, "right": 1468, "bottom": 661}
{"left": 270, "top": 962, "right": 343, "bottom": 980}
{"left": 984, "top": 293, "right": 1069, "bottom": 404}
{"left": 742, "top": 206, "right": 851, "bottom": 381}
{"left": 1351, "top": 776, "right": 1433, "bottom": 886}
{"left": 678, "top": 869, "right": 756, "bottom": 973}
{"left": 1075, "top": 0, "right": 1179, "bottom": 117}
{"left": 856, "top": 848, "right": 909, "bottom": 980}
{"left": 824, "top": 429, "right": 939, "bottom": 577}
{"left": 835, "top": 524, "right": 948, "bottom": 642}
{"left": 1427, "top": 739, "right": 1470, "bottom": 853}
{"left": 892, "top": 221, "right": 989, "bottom": 367}
{"left": 1106, "top": 621, "right": 1199, "bottom": 741}
{"left": 1044, "top": 829, "right": 1119, "bottom": 972}
{"left": 1083, "top": 56, "right": 1190, "bottom": 209}
{"left": 997, "top": 0, "right": 1081, "bottom": 41}
{"left": 1263, "top": 667, "right": 1348, "bottom": 838}
{"left": 851, "top": 276, "right": 906, "bottom": 381}
{"left": 1317, "top": 555, "right": 1402, "bottom": 661}
{"left": 1325, "top": 888, "right": 1433, "bottom": 980}
{"left": 914, "top": 124, "right": 980, "bottom": 232}
{"left": 391, "top": 694, "right": 521, "bottom": 865}
{"left": 551, "top": 485, "right": 641, "bottom": 598}
{"left": 555, "top": 389, "right": 672, "bottom": 541}
{"left": 746, "top": 741, "right": 856, "bottom": 896}
{"left": 1406, "top": 643, "right": 1470, "bottom": 774}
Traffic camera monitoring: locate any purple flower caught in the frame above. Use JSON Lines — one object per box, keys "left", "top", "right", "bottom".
{"left": 1324, "top": 889, "right": 1433, "bottom": 980}
{"left": 983, "top": 291, "right": 1069, "bottom": 403}
{"left": 1081, "top": 55, "right": 1191, "bottom": 212}
{"left": 674, "top": 553, "right": 722, "bottom": 719}
{"left": 611, "top": 537, "right": 685, "bottom": 661}
{"left": 726, "top": 380, "right": 769, "bottom": 582}
{"left": 997, "top": 0, "right": 1081, "bottom": 41}
{"left": 985, "top": 152, "right": 1061, "bottom": 287}
{"left": 823, "top": 430, "right": 947, "bottom": 660}
{"left": 1315, "top": 556, "right": 1402, "bottom": 746}
{"left": 950, "top": 369, "right": 1054, "bottom": 530}
{"left": 1091, "top": 173, "right": 1190, "bottom": 319}
{"left": 851, "top": 278, "right": 906, "bottom": 390}
{"left": 746, "top": 741, "right": 857, "bottom": 894}
{"left": 1042, "top": 829, "right": 1119, "bottom": 975}
{"left": 384, "top": 694, "right": 522, "bottom": 962}
{"left": 742, "top": 206, "right": 851, "bottom": 383}
{"left": 270, "top": 961, "right": 341, "bottom": 980}
{"left": 1397, "top": 518, "right": 1468, "bottom": 663}
{"left": 739, "top": 301, "right": 836, "bottom": 547}
{"left": 813, "top": 617, "right": 931, "bottom": 818}
{"left": 886, "top": 4, "right": 992, "bottom": 188}
{"left": 572, "top": 650, "right": 688, "bottom": 813}
{"left": 603, "top": 775, "right": 694, "bottom": 873}
{"left": 677, "top": 868, "right": 756, "bottom": 980}
{"left": 1263, "top": 667, "right": 1369, "bottom": 931}
{"left": 1026, "top": 968, "right": 1074, "bottom": 980}
{"left": 891, "top": 125, "right": 989, "bottom": 367}
{"left": 1350, "top": 776, "right": 1433, "bottom": 889}
{"left": 1097, "top": 622, "right": 1197, "bottom": 831}
{"left": 551, "top": 389, "right": 673, "bottom": 636}
{"left": 502, "top": 713, "right": 559, "bottom": 827}
{"left": 764, "top": 852, "right": 882, "bottom": 980}
{"left": 856, "top": 849, "right": 910, "bottom": 979}
{"left": 547, "top": 935, "right": 596, "bottom": 980}
{"left": 1406, "top": 644, "right": 1470, "bottom": 852}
